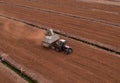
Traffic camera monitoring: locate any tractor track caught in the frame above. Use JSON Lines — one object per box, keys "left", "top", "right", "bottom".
{"left": 28, "top": 0, "right": 120, "bottom": 14}
{"left": 4, "top": 0, "right": 120, "bottom": 13}
{"left": 0, "top": 14, "right": 120, "bottom": 56}
{"left": 5, "top": 0, "right": 120, "bottom": 14}
{"left": 0, "top": 1, "right": 120, "bottom": 28}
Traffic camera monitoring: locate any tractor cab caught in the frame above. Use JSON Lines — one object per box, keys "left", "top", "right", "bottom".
{"left": 57, "top": 39, "right": 67, "bottom": 47}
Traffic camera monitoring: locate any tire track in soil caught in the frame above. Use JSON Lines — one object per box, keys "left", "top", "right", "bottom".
{"left": 0, "top": 1, "right": 120, "bottom": 27}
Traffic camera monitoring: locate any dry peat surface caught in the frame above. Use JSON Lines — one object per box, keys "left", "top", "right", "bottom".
{"left": 0, "top": 0, "right": 120, "bottom": 83}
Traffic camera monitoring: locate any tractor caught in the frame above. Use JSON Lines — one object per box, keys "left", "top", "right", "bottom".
{"left": 42, "top": 29, "right": 73, "bottom": 55}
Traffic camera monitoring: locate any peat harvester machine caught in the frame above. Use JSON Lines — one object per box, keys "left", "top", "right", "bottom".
{"left": 42, "top": 29, "right": 73, "bottom": 55}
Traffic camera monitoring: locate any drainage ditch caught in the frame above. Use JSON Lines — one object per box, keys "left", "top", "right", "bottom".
{"left": 0, "top": 57, "right": 37, "bottom": 83}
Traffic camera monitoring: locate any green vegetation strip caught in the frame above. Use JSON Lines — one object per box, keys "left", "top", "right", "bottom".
{"left": 1, "top": 60, "right": 37, "bottom": 83}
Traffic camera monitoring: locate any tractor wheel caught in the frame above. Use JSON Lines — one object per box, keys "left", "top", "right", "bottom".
{"left": 64, "top": 48, "right": 73, "bottom": 55}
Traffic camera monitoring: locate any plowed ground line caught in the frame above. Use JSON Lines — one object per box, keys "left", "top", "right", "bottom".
{"left": 14, "top": 0, "right": 120, "bottom": 14}
{"left": 0, "top": 14, "right": 119, "bottom": 56}
{"left": 0, "top": 1, "right": 120, "bottom": 28}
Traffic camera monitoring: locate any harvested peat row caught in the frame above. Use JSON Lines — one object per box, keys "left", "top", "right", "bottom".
{"left": 1, "top": 0, "right": 120, "bottom": 25}
{"left": 0, "top": 1, "right": 120, "bottom": 27}
{"left": 2, "top": 0, "right": 120, "bottom": 16}
{"left": 0, "top": 53, "right": 37, "bottom": 83}
{"left": 0, "top": 14, "right": 120, "bottom": 56}
{"left": 3, "top": 0, "right": 120, "bottom": 13}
